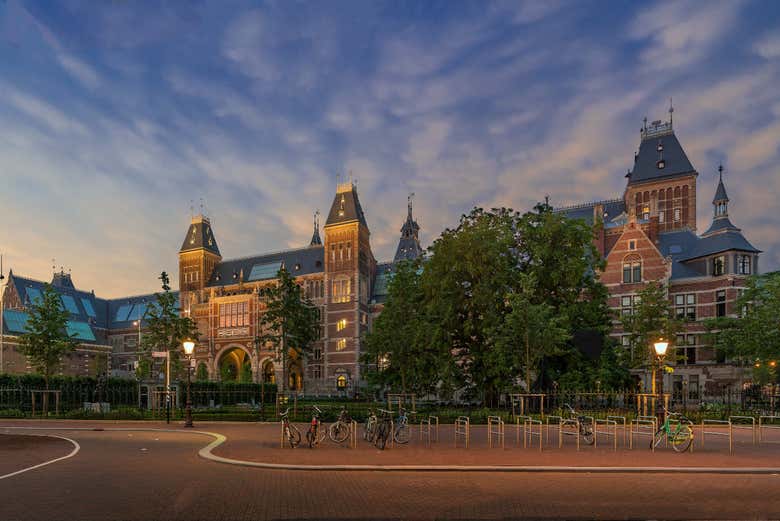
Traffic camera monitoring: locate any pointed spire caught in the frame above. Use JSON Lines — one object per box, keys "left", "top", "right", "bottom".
{"left": 713, "top": 164, "right": 729, "bottom": 205}
{"left": 668, "top": 97, "right": 674, "bottom": 127}
{"left": 309, "top": 210, "right": 322, "bottom": 246}
{"left": 394, "top": 193, "right": 423, "bottom": 262}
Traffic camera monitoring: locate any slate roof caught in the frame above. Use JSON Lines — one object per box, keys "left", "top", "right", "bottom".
{"left": 656, "top": 230, "right": 704, "bottom": 279}
{"left": 325, "top": 183, "right": 368, "bottom": 228}
{"left": 394, "top": 202, "right": 424, "bottom": 262}
{"left": 627, "top": 124, "right": 696, "bottom": 185}
{"left": 556, "top": 199, "right": 626, "bottom": 227}
{"left": 681, "top": 230, "right": 760, "bottom": 261}
{"left": 180, "top": 216, "right": 221, "bottom": 256}
{"left": 207, "top": 245, "right": 325, "bottom": 287}
{"left": 713, "top": 178, "right": 729, "bottom": 203}
{"left": 702, "top": 215, "right": 740, "bottom": 236}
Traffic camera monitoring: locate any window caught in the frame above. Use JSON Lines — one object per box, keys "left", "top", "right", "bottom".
{"left": 337, "top": 318, "right": 347, "bottom": 332}
{"left": 673, "top": 208, "right": 680, "bottom": 222}
{"left": 336, "top": 375, "right": 347, "bottom": 389}
{"left": 679, "top": 335, "right": 696, "bottom": 365}
{"left": 620, "top": 295, "right": 639, "bottom": 316}
{"left": 629, "top": 240, "right": 636, "bottom": 251}
{"left": 642, "top": 206, "right": 650, "bottom": 220}
{"left": 360, "top": 312, "right": 368, "bottom": 325}
{"left": 336, "top": 338, "right": 347, "bottom": 351}
{"left": 658, "top": 211, "right": 664, "bottom": 223}
{"left": 688, "top": 375, "right": 700, "bottom": 400}
{"left": 332, "top": 277, "right": 351, "bottom": 303}
{"left": 621, "top": 335, "right": 631, "bottom": 347}
{"left": 657, "top": 160, "right": 665, "bottom": 169}
{"left": 313, "top": 348, "right": 322, "bottom": 361}
{"left": 219, "top": 301, "right": 250, "bottom": 328}
{"left": 312, "top": 365, "right": 322, "bottom": 379}
{"left": 738, "top": 255, "right": 751, "bottom": 275}
{"left": 622, "top": 258, "right": 642, "bottom": 284}
{"left": 712, "top": 256, "right": 725, "bottom": 276}
{"left": 716, "top": 290, "right": 726, "bottom": 317}
{"left": 675, "top": 294, "right": 696, "bottom": 321}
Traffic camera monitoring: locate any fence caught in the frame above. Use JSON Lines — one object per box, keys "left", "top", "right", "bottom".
{"left": 454, "top": 416, "right": 470, "bottom": 448}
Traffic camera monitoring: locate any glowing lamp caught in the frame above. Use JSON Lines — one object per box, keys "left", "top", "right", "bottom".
{"left": 182, "top": 340, "right": 195, "bottom": 356}
{"left": 653, "top": 340, "right": 669, "bottom": 357}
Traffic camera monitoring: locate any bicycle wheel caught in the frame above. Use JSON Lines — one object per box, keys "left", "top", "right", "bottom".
{"left": 580, "top": 424, "right": 595, "bottom": 445}
{"left": 286, "top": 424, "right": 301, "bottom": 448}
{"left": 374, "top": 423, "right": 387, "bottom": 450}
{"left": 651, "top": 428, "right": 666, "bottom": 449}
{"left": 306, "top": 426, "right": 318, "bottom": 448}
{"left": 394, "top": 422, "right": 410, "bottom": 444}
{"left": 364, "top": 418, "right": 375, "bottom": 441}
{"left": 671, "top": 423, "right": 693, "bottom": 453}
{"left": 329, "top": 422, "right": 350, "bottom": 443}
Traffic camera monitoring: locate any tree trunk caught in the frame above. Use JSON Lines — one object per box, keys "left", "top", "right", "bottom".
{"left": 525, "top": 330, "right": 531, "bottom": 393}
{"left": 43, "top": 372, "right": 50, "bottom": 416}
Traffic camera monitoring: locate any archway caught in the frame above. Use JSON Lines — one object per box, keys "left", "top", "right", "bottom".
{"left": 262, "top": 359, "right": 276, "bottom": 384}
{"left": 288, "top": 359, "right": 302, "bottom": 391}
{"left": 218, "top": 347, "right": 253, "bottom": 383}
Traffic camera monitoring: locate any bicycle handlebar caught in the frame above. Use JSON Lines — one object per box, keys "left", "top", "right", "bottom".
{"left": 279, "top": 408, "right": 290, "bottom": 417}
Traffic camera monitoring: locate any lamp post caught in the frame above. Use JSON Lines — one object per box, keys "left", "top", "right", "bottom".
{"left": 652, "top": 339, "right": 669, "bottom": 416}
{"left": 182, "top": 340, "right": 195, "bottom": 428}
{"left": 0, "top": 254, "right": 5, "bottom": 375}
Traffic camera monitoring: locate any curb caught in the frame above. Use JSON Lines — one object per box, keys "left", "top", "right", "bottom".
{"left": 5, "top": 425, "right": 780, "bottom": 475}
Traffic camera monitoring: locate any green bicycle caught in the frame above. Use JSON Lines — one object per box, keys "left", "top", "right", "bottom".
{"left": 652, "top": 409, "right": 694, "bottom": 452}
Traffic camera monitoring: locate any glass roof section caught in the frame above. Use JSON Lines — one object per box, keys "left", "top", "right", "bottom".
{"left": 61, "top": 295, "right": 79, "bottom": 314}
{"left": 81, "top": 298, "right": 96, "bottom": 318}
{"left": 248, "top": 262, "right": 283, "bottom": 281}
{"left": 114, "top": 304, "right": 133, "bottom": 322}
{"left": 127, "top": 303, "right": 148, "bottom": 322}
{"left": 3, "top": 310, "right": 29, "bottom": 333}
{"left": 66, "top": 321, "right": 96, "bottom": 342}
{"left": 26, "top": 287, "right": 43, "bottom": 304}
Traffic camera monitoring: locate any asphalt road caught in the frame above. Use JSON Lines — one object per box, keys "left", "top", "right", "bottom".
{"left": 1, "top": 427, "right": 779, "bottom": 520}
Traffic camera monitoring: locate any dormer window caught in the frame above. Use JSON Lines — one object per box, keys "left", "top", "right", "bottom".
{"left": 294, "top": 263, "right": 301, "bottom": 271}
{"left": 656, "top": 160, "right": 665, "bottom": 169}
{"left": 657, "top": 141, "right": 663, "bottom": 152}
{"left": 738, "top": 255, "right": 751, "bottom": 275}
{"left": 712, "top": 256, "right": 725, "bottom": 276}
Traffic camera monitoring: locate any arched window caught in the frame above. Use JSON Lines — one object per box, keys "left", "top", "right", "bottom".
{"left": 622, "top": 254, "right": 642, "bottom": 284}
{"left": 332, "top": 275, "right": 351, "bottom": 303}
{"left": 336, "top": 375, "right": 347, "bottom": 389}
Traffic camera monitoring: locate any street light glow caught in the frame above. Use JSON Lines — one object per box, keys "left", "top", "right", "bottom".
{"left": 183, "top": 340, "right": 195, "bottom": 356}
{"left": 653, "top": 339, "right": 669, "bottom": 357}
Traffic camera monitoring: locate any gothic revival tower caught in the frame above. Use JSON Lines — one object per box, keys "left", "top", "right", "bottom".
{"left": 393, "top": 194, "right": 424, "bottom": 262}
{"left": 623, "top": 105, "right": 698, "bottom": 233}
{"left": 323, "top": 181, "right": 376, "bottom": 391}
{"left": 178, "top": 214, "right": 221, "bottom": 313}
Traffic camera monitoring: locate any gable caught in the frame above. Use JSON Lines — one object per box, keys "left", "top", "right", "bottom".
{"left": 601, "top": 222, "right": 669, "bottom": 287}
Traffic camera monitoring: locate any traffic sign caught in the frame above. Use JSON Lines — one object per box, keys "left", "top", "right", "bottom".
{"left": 152, "top": 351, "right": 168, "bottom": 358}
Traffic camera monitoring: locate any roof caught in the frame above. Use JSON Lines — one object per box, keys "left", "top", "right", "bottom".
{"left": 324, "top": 183, "right": 368, "bottom": 228}
{"left": 713, "top": 178, "right": 729, "bottom": 203}
{"left": 106, "top": 292, "right": 169, "bottom": 330}
{"left": 371, "top": 262, "right": 394, "bottom": 304}
{"left": 656, "top": 230, "right": 704, "bottom": 279}
{"left": 394, "top": 200, "right": 423, "bottom": 262}
{"left": 702, "top": 215, "right": 740, "bottom": 236}
{"left": 681, "top": 230, "right": 761, "bottom": 261}
{"left": 2, "top": 309, "right": 97, "bottom": 342}
{"left": 207, "top": 245, "right": 324, "bottom": 287}
{"left": 556, "top": 199, "right": 626, "bottom": 227}
{"left": 627, "top": 124, "right": 696, "bottom": 185}
{"left": 180, "top": 215, "right": 221, "bottom": 256}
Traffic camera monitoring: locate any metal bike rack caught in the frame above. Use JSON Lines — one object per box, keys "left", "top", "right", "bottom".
{"left": 758, "top": 416, "right": 780, "bottom": 444}
{"left": 545, "top": 415, "right": 563, "bottom": 445}
{"left": 558, "top": 418, "right": 581, "bottom": 451}
{"left": 419, "top": 415, "right": 439, "bottom": 447}
{"left": 594, "top": 418, "right": 618, "bottom": 451}
{"left": 454, "top": 416, "right": 470, "bottom": 448}
{"left": 700, "top": 419, "right": 733, "bottom": 454}
{"left": 629, "top": 417, "right": 657, "bottom": 451}
{"left": 524, "top": 418, "right": 543, "bottom": 451}
{"left": 515, "top": 415, "right": 531, "bottom": 446}
{"left": 608, "top": 415, "right": 627, "bottom": 448}
{"left": 487, "top": 416, "right": 505, "bottom": 449}
{"left": 729, "top": 416, "right": 757, "bottom": 445}
{"left": 349, "top": 420, "right": 358, "bottom": 449}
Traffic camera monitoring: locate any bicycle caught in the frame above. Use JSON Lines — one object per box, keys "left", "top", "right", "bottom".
{"left": 563, "top": 404, "right": 595, "bottom": 445}
{"left": 328, "top": 406, "right": 353, "bottom": 443}
{"left": 279, "top": 408, "right": 301, "bottom": 448}
{"left": 305, "top": 405, "right": 327, "bottom": 448}
{"left": 363, "top": 409, "right": 378, "bottom": 442}
{"left": 393, "top": 406, "right": 414, "bottom": 444}
{"left": 373, "top": 409, "right": 394, "bottom": 450}
{"left": 652, "top": 409, "right": 694, "bottom": 452}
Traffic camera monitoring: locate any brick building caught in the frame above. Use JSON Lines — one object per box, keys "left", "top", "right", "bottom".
{"left": 559, "top": 112, "right": 761, "bottom": 395}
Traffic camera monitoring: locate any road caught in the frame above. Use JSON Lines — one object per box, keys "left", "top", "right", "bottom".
{"left": 1, "top": 425, "right": 779, "bottom": 520}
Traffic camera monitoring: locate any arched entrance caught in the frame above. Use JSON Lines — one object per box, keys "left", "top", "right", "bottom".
{"left": 288, "top": 359, "right": 302, "bottom": 391}
{"left": 261, "top": 359, "right": 276, "bottom": 384}
{"left": 218, "top": 347, "right": 253, "bottom": 383}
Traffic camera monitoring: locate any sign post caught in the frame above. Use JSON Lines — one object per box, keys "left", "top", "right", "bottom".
{"left": 152, "top": 351, "right": 171, "bottom": 424}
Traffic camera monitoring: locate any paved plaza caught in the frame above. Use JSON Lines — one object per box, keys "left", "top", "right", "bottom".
{"left": 2, "top": 420, "right": 780, "bottom": 520}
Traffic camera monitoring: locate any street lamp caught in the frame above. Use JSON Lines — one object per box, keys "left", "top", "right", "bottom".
{"left": 182, "top": 339, "right": 195, "bottom": 428}
{"left": 652, "top": 339, "right": 669, "bottom": 416}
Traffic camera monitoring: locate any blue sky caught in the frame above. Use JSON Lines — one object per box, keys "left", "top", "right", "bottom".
{"left": 1, "top": 0, "right": 779, "bottom": 297}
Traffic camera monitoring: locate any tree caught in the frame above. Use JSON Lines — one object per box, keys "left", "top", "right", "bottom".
{"left": 137, "top": 272, "right": 199, "bottom": 382}
{"left": 257, "top": 267, "right": 319, "bottom": 393}
{"left": 18, "top": 284, "right": 78, "bottom": 411}
{"left": 490, "top": 274, "right": 570, "bottom": 392}
{"left": 362, "top": 260, "right": 455, "bottom": 396}
{"left": 705, "top": 272, "right": 780, "bottom": 384}
{"left": 620, "top": 280, "right": 682, "bottom": 389}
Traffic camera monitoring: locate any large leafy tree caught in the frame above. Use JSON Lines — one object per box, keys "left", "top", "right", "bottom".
{"left": 137, "top": 272, "right": 199, "bottom": 381}
{"left": 705, "top": 272, "right": 780, "bottom": 384}
{"left": 18, "top": 284, "right": 78, "bottom": 399}
{"left": 620, "top": 280, "right": 682, "bottom": 390}
{"left": 362, "top": 260, "right": 455, "bottom": 396}
{"left": 257, "top": 267, "right": 320, "bottom": 392}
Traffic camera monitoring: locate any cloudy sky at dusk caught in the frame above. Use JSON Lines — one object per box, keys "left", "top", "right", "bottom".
{"left": 1, "top": 0, "right": 779, "bottom": 297}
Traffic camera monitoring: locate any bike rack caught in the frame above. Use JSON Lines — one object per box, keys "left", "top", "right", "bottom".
{"left": 419, "top": 416, "right": 439, "bottom": 447}
{"left": 729, "top": 415, "right": 757, "bottom": 446}
{"left": 700, "top": 419, "right": 733, "bottom": 454}
{"left": 759, "top": 416, "right": 780, "bottom": 444}
{"left": 349, "top": 420, "right": 358, "bottom": 449}
{"left": 523, "top": 418, "right": 543, "bottom": 451}
{"left": 629, "top": 417, "right": 657, "bottom": 451}
{"left": 515, "top": 415, "right": 531, "bottom": 447}
{"left": 454, "top": 416, "right": 470, "bottom": 448}
{"left": 487, "top": 416, "right": 505, "bottom": 449}
{"left": 594, "top": 418, "right": 618, "bottom": 451}
{"left": 607, "top": 415, "right": 627, "bottom": 448}
{"left": 545, "top": 415, "right": 563, "bottom": 446}
{"left": 558, "top": 418, "right": 581, "bottom": 451}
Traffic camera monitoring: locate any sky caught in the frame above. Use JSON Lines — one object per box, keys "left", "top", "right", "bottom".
{"left": 0, "top": 0, "right": 779, "bottom": 297}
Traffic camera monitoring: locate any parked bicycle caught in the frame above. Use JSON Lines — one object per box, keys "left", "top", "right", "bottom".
{"left": 393, "top": 406, "right": 414, "bottom": 444}
{"left": 363, "top": 409, "right": 378, "bottom": 442}
{"left": 652, "top": 408, "right": 694, "bottom": 452}
{"left": 328, "top": 406, "right": 353, "bottom": 443}
{"left": 373, "top": 409, "right": 394, "bottom": 450}
{"left": 563, "top": 403, "right": 594, "bottom": 445}
{"left": 279, "top": 408, "right": 301, "bottom": 448}
{"left": 305, "top": 405, "right": 327, "bottom": 448}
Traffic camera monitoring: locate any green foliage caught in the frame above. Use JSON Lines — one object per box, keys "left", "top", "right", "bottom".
{"left": 17, "top": 284, "right": 78, "bottom": 388}
{"left": 257, "top": 267, "right": 320, "bottom": 392}
{"left": 705, "top": 272, "right": 780, "bottom": 384}
{"left": 620, "top": 280, "right": 682, "bottom": 368}
{"left": 137, "top": 272, "right": 199, "bottom": 380}
{"left": 239, "top": 361, "right": 253, "bottom": 383}
{"left": 196, "top": 362, "right": 209, "bottom": 381}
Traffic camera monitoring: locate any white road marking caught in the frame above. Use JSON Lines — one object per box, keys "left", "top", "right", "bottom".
{"left": 0, "top": 434, "right": 80, "bottom": 480}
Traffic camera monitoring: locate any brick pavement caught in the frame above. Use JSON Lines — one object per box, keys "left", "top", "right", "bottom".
{"left": 1, "top": 422, "right": 780, "bottom": 520}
